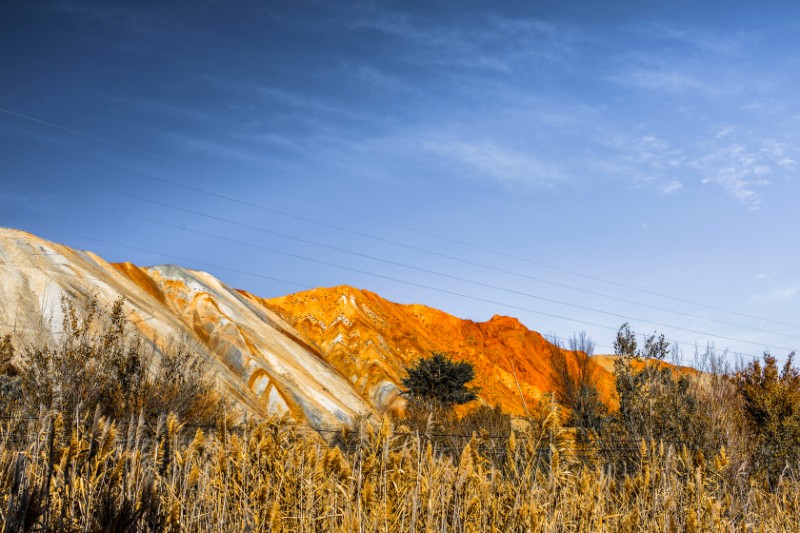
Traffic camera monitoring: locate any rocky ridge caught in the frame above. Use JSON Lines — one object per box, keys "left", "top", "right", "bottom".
{"left": 0, "top": 227, "right": 618, "bottom": 425}
{"left": 262, "top": 287, "right": 618, "bottom": 415}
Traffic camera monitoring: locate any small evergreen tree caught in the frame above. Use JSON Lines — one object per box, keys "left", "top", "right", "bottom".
{"left": 401, "top": 352, "right": 479, "bottom": 408}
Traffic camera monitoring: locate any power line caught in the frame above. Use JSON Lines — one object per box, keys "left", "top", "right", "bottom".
{"left": 2, "top": 176, "right": 795, "bottom": 355}
{"left": 10, "top": 222, "right": 624, "bottom": 332}
{"left": 0, "top": 252, "right": 308, "bottom": 336}
{"left": 2, "top": 154, "right": 799, "bottom": 346}
{"left": 0, "top": 226, "right": 312, "bottom": 292}
{"left": 0, "top": 242, "right": 310, "bottom": 291}
{"left": 67, "top": 214, "right": 800, "bottom": 353}
{"left": 3, "top": 216, "right": 781, "bottom": 361}
{"left": 0, "top": 263, "right": 710, "bottom": 363}
{"left": 1, "top": 106, "right": 797, "bottom": 331}
{"left": 0, "top": 261, "right": 737, "bottom": 364}
{"left": 0, "top": 231, "right": 766, "bottom": 361}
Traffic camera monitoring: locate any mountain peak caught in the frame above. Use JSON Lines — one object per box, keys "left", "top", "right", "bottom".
{"left": 485, "top": 314, "right": 525, "bottom": 329}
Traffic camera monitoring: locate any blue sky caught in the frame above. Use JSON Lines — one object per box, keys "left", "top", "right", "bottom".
{"left": 1, "top": 0, "right": 799, "bottom": 361}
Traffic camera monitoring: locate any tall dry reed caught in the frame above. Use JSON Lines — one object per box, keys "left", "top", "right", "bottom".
{"left": 2, "top": 406, "right": 800, "bottom": 532}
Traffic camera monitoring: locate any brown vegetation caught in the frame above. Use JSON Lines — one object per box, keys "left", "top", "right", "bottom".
{"left": 3, "top": 308, "right": 800, "bottom": 531}
{"left": 1, "top": 297, "right": 220, "bottom": 427}
{"left": 3, "top": 402, "right": 800, "bottom": 531}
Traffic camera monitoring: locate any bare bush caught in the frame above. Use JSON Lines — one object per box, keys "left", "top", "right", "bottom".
{"left": 549, "top": 332, "right": 607, "bottom": 441}
{"left": 3, "top": 297, "right": 220, "bottom": 427}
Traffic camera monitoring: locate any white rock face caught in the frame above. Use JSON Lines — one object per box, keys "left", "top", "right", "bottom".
{"left": 0, "top": 228, "right": 374, "bottom": 428}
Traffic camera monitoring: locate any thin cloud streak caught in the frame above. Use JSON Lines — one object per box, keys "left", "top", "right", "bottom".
{"left": 609, "top": 67, "right": 723, "bottom": 96}
{"left": 348, "top": 11, "right": 578, "bottom": 72}
{"left": 424, "top": 138, "right": 563, "bottom": 188}
{"left": 752, "top": 285, "right": 800, "bottom": 303}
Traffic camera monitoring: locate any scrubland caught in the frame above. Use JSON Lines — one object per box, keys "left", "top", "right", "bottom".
{"left": 2, "top": 301, "right": 800, "bottom": 532}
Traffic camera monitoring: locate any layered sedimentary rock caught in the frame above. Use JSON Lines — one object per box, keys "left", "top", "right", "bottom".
{"left": 262, "top": 286, "right": 618, "bottom": 416}
{"left": 0, "top": 228, "right": 373, "bottom": 428}
{"left": 1, "top": 227, "right": 627, "bottom": 425}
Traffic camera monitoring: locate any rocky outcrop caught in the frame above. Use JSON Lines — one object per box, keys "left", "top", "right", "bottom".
{"left": 262, "top": 286, "right": 619, "bottom": 415}
{"left": 1, "top": 227, "right": 631, "bottom": 425}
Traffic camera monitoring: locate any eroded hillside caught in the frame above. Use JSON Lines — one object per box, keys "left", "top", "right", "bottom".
{"left": 0, "top": 228, "right": 373, "bottom": 428}
{"left": 1, "top": 227, "right": 625, "bottom": 425}
{"left": 261, "top": 286, "right": 618, "bottom": 415}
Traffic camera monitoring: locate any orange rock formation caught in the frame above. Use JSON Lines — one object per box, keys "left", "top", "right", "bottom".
{"left": 4, "top": 228, "right": 688, "bottom": 425}
{"left": 261, "top": 286, "right": 619, "bottom": 416}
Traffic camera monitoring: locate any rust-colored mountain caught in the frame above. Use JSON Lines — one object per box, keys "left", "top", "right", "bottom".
{"left": 260, "top": 286, "right": 618, "bottom": 416}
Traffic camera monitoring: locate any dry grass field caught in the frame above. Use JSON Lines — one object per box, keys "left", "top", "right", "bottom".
{"left": 2, "top": 306, "right": 800, "bottom": 532}
{"left": 2, "top": 408, "right": 800, "bottom": 532}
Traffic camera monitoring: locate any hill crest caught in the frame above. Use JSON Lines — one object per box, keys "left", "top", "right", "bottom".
{"left": 2, "top": 227, "right": 624, "bottom": 423}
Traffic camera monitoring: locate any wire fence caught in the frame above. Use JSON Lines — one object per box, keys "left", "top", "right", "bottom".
{"left": 0, "top": 414, "right": 722, "bottom": 463}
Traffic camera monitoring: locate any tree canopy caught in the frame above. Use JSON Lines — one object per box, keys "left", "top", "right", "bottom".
{"left": 401, "top": 352, "right": 479, "bottom": 408}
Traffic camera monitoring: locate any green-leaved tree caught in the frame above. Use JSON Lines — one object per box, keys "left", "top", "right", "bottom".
{"left": 401, "top": 352, "right": 479, "bottom": 409}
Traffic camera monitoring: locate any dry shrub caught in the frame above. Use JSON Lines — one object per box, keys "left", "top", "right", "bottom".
{"left": 2, "top": 405, "right": 800, "bottom": 532}
{"left": 734, "top": 352, "right": 800, "bottom": 487}
{"left": 2, "top": 297, "right": 220, "bottom": 428}
{"left": 2, "top": 314, "right": 800, "bottom": 531}
{"left": 548, "top": 332, "right": 608, "bottom": 443}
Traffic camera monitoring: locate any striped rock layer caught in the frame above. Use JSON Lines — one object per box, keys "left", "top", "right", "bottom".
{"left": 1, "top": 227, "right": 626, "bottom": 425}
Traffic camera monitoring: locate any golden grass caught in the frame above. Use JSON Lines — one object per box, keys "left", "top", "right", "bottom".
{"left": 2, "top": 408, "right": 800, "bottom": 533}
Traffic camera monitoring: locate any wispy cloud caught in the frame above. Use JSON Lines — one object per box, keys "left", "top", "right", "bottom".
{"left": 602, "top": 133, "right": 688, "bottom": 193}
{"left": 659, "top": 180, "right": 683, "bottom": 194}
{"left": 351, "top": 64, "right": 414, "bottom": 93}
{"left": 160, "top": 132, "right": 265, "bottom": 164}
{"left": 349, "top": 12, "right": 509, "bottom": 71}
{"left": 348, "top": 11, "right": 576, "bottom": 73}
{"left": 607, "top": 65, "right": 724, "bottom": 96}
{"left": 605, "top": 24, "right": 752, "bottom": 99}
{"left": 116, "top": 97, "right": 215, "bottom": 123}
{"left": 596, "top": 126, "right": 795, "bottom": 208}
{"left": 638, "top": 24, "right": 751, "bottom": 56}
{"left": 253, "top": 86, "right": 368, "bottom": 120}
{"left": 740, "top": 100, "right": 791, "bottom": 116}
{"left": 692, "top": 139, "right": 795, "bottom": 208}
{"left": 41, "top": 1, "right": 166, "bottom": 36}
{"left": 715, "top": 126, "right": 735, "bottom": 139}
{"left": 202, "top": 76, "right": 368, "bottom": 121}
{"left": 752, "top": 284, "right": 800, "bottom": 303}
{"left": 0, "top": 190, "right": 36, "bottom": 210}
{"left": 80, "top": 5, "right": 794, "bottom": 212}
{"left": 424, "top": 138, "right": 562, "bottom": 187}
{"left": 0, "top": 187, "right": 55, "bottom": 220}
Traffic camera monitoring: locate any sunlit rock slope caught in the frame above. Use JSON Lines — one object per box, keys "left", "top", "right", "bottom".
{"left": 261, "top": 287, "right": 619, "bottom": 416}
{"left": 1, "top": 227, "right": 626, "bottom": 424}
{"left": 0, "top": 228, "right": 373, "bottom": 428}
